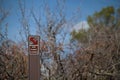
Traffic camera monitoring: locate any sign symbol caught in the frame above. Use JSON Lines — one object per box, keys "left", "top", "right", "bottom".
{"left": 30, "top": 37, "right": 38, "bottom": 45}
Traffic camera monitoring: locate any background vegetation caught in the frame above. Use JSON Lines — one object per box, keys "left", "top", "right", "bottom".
{"left": 0, "top": 1, "right": 120, "bottom": 80}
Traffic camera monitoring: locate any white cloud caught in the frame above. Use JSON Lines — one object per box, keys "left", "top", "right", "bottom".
{"left": 71, "top": 21, "right": 90, "bottom": 32}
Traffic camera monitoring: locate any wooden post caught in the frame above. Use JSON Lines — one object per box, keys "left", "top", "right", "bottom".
{"left": 28, "top": 35, "right": 40, "bottom": 80}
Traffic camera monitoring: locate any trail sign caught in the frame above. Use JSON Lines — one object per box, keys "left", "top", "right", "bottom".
{"left": 28, "top": 35, "right": 40, "bottom": 55}
{"left": 28, "top": 35, "right": 40, "bottom": 80}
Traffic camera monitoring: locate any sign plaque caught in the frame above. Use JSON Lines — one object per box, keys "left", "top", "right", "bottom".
{"left": 28, "top": 35, "right": 39, "bottom": 55}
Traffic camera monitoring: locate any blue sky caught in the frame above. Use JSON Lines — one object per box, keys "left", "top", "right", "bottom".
{"left": 0, "top": 0, "right": 120, "bottom": 42}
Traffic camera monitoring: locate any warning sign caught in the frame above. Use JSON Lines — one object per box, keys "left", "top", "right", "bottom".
{"left": 28, "top": 35, "right": 40, "bottom": 55}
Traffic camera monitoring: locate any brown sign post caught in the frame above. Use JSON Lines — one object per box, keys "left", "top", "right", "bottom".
{"left": 28, "top": 35, "right": 40, "bottom": 80}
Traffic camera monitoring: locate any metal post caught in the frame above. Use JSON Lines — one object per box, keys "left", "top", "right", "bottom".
{"left": 28, "top": 35, "right": 40, "bottom": 80}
